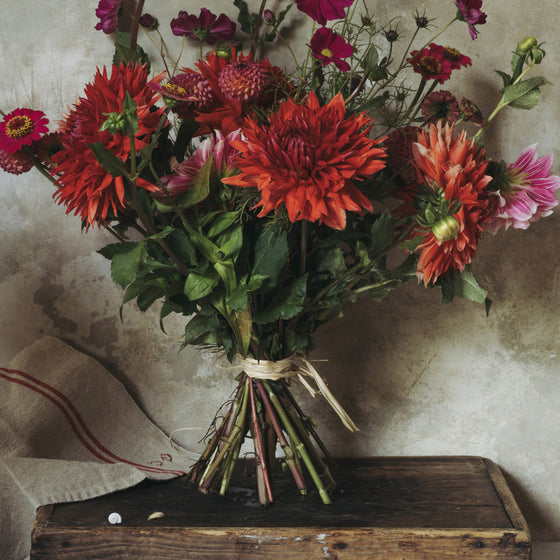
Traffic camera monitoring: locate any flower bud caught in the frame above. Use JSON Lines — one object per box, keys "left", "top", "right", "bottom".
{"left": 519, "top": 36, "right": 537, "bottom": 53}
{"left": 215, "top": 46, "right": 231, "bottom": 59}
{"left": 530, "top": 46, "right": 545, "bottom": 64}
{"left": 385, "top": 29, "right": 399, "bottom": 42}
{"left": 99, "top": 112, "right": 126, "bottom": 134}
{"left": 263, "top": 9, "right": 275, "bottom": 25}
{"left": 139, "top": 13, "right": 158, "bottom": 30}
{"left": 432, "top": 215, "right": 460, "bottom": 242}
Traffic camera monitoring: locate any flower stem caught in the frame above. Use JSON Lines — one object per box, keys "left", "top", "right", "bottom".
{"left": 130, "top": 0, "right": 145, "bottom": 53}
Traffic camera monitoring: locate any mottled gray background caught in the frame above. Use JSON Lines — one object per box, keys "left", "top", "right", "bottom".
{"left": 1, "top": 0, "right": 560, "bottom": 551}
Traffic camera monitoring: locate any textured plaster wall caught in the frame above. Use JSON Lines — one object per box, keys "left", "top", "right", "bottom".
{"left": 1, "top": 0, "right": 560, "bottom": 542}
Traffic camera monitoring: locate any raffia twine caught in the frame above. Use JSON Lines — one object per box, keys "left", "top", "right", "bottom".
{"left": 239, "top": 353, "right": 359, "bottom": 432}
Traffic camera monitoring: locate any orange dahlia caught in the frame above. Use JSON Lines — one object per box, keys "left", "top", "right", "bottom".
{"left": 223, "top": 92, "right": 386, "bottom": 230}
{"left": 410, "top": 123, "right": 491, "bottom": 285}
{"left": 52, "top": 64, "right": 165, "bottom": 227}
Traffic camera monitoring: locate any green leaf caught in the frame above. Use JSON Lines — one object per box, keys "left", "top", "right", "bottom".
{"left": 184, "top": 269, "right": 220, "bottom": 301}
{"left": 110, "top": 243, "right": 147, "bottom": 288}
{"left": 253, "top": 275, "right": 307, "bottom": 324}
{"left": 176, "top": 156, "right": 212, "bottom": 209}
{"left": 233, "top": 0, "right": 255, "bottom": 35}
{"left": 217, "top": 223, "right": 244, "bottom": 261}
{"left": 252, "top": 225, "right": 289, "bottom": 288}
{"left": 452, "top": 267, "right": 488, "bottom": 304}
{"left": 315, "top": 247, "right": 347, "bottom": 278}
{"left": 501, "top": 76, "right": 550, "bottom": 110}
{"left": 207, "top": 211, "right": 240, "bottom": 238}
{"left": 370, "top": 211, "right": 395, "bottom": 255}
{"left": 495, "top": 70, "right": 512, "bottom": 89}
{"left": 361, "top": 45, "right": 379, "bottom": 72}
{"left": 183, "top": 313, "right": 221, "bottom": 346}
{"left": 122, "top": 93, "right": 139, "bottom": 137}
{"left": 137, "top": 285, "right": 164, "bottom": 311}
{"left": 88, "top": 143, "right": 128, "bottom": 178}
{"left": 146, "top": 226, "right": 175, "bottom": 241}
{"left": 113, "top": 31, "right": 150, "bottom": 68}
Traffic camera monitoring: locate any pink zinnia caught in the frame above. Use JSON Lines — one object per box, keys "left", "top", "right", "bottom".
{"left": 485, "top": 145, "right": 560, "bottom": 234}
{"left": 0, "top": 108, "right": 49, "bottom": 154}
{"left": 171, "top": 8, "right": 236, "bottom": 45}
{"left": 95, "top": 0, "right": 121, "bottom": 34}
{"left": 310, "top": 27, "right": 354, "bottom": 72}
{"left": 161, "top": 129, "right": 242, "bottom": 199}
{"left": 455, "top": 0, "right": 487, "bottom": 39}
{"left": 296, "top": 0, "right": 354, "bottom": 26}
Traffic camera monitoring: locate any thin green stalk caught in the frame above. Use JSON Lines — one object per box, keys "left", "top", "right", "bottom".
{"left": 262, "top": 381, "right": 332, "bottom": 504}
{"left": 255, "top": 381, "right": 307, "bottom": 494}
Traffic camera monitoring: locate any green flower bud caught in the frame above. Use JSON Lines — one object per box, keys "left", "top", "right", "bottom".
{"left": 215, "top": 46, "right": 231, "bottom": 59}
{"left": 432, "top": 215, "right": 460, "bottom": 242}
{"left": 99, "top": 112, "right": 126, "bottom": 134}
{"left": 519, "top": 36, "right": 537, "bottom": 53}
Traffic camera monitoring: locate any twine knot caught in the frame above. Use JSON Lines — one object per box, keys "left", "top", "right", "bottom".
{"left": 239, "top": 353, "right": 359, "bottom": 432}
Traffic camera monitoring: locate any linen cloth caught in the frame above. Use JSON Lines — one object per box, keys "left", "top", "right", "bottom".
{"left": 0, "top": 336, "right": 194, "bottom": 560}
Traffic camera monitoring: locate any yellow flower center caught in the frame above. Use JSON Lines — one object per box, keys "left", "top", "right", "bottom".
{"left": 164, "top": 83, "right": 188, "bottom": 97}
{"left": 6, "top": 115, "right": 33, "bottom": 138}
{"left": 321, "top": 48, "right": 334, "bottom": 58}
{"left": 419, "top": 56, "right": 441, "bottom": 75}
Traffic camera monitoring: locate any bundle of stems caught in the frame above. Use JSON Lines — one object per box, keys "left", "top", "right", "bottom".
{"left": 188, "top": 374, "right": 336, "bottom": 505}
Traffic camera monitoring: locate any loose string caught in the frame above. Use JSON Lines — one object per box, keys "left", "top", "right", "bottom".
{"left": 239, "top": 353, "right": 359, "bottom": 432}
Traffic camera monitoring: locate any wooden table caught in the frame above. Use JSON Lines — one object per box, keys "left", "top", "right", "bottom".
{"left": 30, "top": 456, "right": 531, "bottom": 559}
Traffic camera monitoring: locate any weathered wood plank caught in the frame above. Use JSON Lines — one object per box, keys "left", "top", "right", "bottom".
{"left": 30, "top": 457, "right": 531, "bottom": 560}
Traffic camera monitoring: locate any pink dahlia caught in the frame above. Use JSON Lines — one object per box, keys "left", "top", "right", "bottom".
{"left": 171, "top": 8, "right": 236, "bottom": 45}
{"left": 485, "top": 145, "right": 560, "bottom": 234}
{"left": 310, "top": 27, "right": 354, "bottom": 72}
{"left": 95, "top": 0, "right": 121, "bottom": 34}
{"left": 160, "top": 129, "right": 242, "bottom": 199}
{"left": 296, "top": 0, "right": 354, "bottom": 26}
{"left": 0, "top": 108, "right": 49, "bottom": 154}
{"left": 455, "top": 0, "right": 487, "bottom": 39}
{"left": 0, "top": 148, "right": 33, "bottom": 175}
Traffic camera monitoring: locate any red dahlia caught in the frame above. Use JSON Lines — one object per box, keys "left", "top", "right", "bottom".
{"left": 223, "top": 92, "right": 386, "bottom": 230}
{"left": 52, "top": 64, "right": 165, "bottom": 227}
{"left": 410, "top": 123, "right": 491, "bottom": 285}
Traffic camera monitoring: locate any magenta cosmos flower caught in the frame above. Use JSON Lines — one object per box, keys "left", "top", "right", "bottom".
{"left": 171, "top": 8, "right": 236, "bottom": 45}
{"left": 455, "top": 0, "right": 487, "bottom": 39}
{"left": 0, "top": 108, "right": 49, "bottom": 154}
{"left": 95, "top": 0, "right": 121, "bottom": 34}
{"left": 296, "top": 0, "right": 354, "bottom": 26}
{"left": 310, "top": 27, "right": 354, "bottom": 72}
{"left": 485, "top": 145, "right": 560, "bottom": 234}
{"left": 160, "top": 129, "right": 242, "bottom": 199}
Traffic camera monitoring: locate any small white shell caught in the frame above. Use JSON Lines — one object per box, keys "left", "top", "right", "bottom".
{"left": 108, "top": 512, "right": 122, "bottom": 524}
{"left": 147, "top": 511, "right": 165, "bottom": 520}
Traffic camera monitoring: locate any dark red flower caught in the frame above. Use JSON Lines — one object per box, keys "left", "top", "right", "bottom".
{"left": 442, "top": 46, "right": 472, "bottom": 69}
{"left": 455, "top": 0, "right": 487, "bottom": 39}
{"left": 94, "top": 0, "right": 121, "bottom": 34}
{"left": 0, "top": 148, "right": 33, "bottom": 175}
{"left": 149, "top": 71, "right": 216, "bottom": 119}
{"left": 0, "top": 108, "right": 49, "bottom": 154}
{"left": 310, "top": 27, "right": 354, "bottom": 72}
{"left": 295, "top": 0, "right": 354, "bottom": 26}
{"left": 194, "top": 48, "right": 291, "bottom": 134}
{"left": 460, "top": 97, "right": 484, "bottom": 126}
{"left": 52, "top": 64, "right": 165, "bottom": 227}
{"left": 223, "top": 92, "right": 386, "bottom": 230}
{"left": 408, "top": 44, "right": 452, "bottom": 84}
{"left": 171, "top": 8, "right": 235, "bottom": 45}
{"left": 420, "top": 90, "right": 460, "bottom": 124}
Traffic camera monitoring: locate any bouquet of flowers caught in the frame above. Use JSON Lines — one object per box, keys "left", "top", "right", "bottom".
{"left": 1, "top": 0, "right": 558, "bottom": 505}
